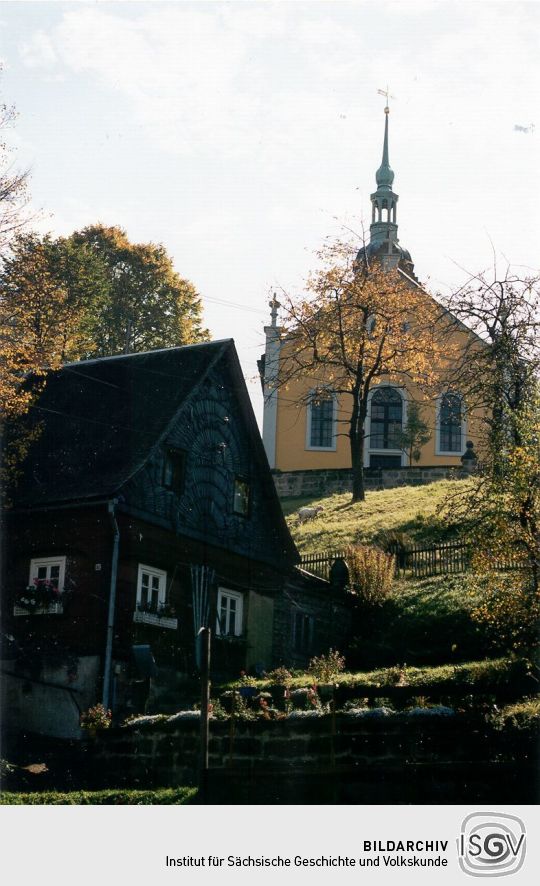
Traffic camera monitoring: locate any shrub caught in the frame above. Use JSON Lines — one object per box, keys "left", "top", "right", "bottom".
{"left": 80, "top": 703, "right": 112, "bottom": 734}
{"left": 345, "top": 544, "right": 395, "bottom": 604}
{"left": 265, "top": 666, "right": 294, "bottom": 687}
{"left": 308, "top": 649, "right": 345, "bottom": 683}
{"left": 468, "top": 570, "right": 540, "bottom": 654}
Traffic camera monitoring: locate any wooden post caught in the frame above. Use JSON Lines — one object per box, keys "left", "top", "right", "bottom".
{"left": 229, "top": 690, "right": 237, "bottom": 767}
{"left": 199, "top": 626, "right": 211, "bottom": 803}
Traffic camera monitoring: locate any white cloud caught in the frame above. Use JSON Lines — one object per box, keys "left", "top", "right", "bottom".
{"left": 19, "top": 31, "right": 57, "bottom": 68}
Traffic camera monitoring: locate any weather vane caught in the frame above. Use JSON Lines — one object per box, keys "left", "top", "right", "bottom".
{"left": 377, "top": 85, "right": 396, "bottom": 114}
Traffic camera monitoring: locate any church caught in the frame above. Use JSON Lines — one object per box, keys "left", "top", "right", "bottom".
{"left": 259, "top": 104, "right": 484, "bottom": 491}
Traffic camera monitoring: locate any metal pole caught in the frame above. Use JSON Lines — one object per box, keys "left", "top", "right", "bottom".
{"left": 102, "top": 500, "right": 120, "bottom": 711}
{"left": 199, "top": 626, "right": 211, "bottom": 802}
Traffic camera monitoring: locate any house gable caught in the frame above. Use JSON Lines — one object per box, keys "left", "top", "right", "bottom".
{"left": 121, "top": 344, "right": 298, "bottom": 569}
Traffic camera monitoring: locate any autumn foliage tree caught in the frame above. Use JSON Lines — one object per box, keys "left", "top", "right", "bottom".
{"left": 0, "top": 233, "right": 109, "bottom": 369}
{"left": 441, "top": 264, "right": 540, "bottom": 462}
{"left": 460, "top": 390, "right": 540, "bottom": 653}
{"left": 68, "top": 224, "right": 209, "bottom": 356}
{"left": 0, "top": 77, "right": 32, "bottom": 421}
{"left": 276, "top": 238, "right": 451, "bottom": 501}
{"left": 438, "top": 264, "right": 540, "bottom": 653}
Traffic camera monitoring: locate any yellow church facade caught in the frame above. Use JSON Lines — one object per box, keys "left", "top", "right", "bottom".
{"left": 260, "top": 108, "right": 485, "bottom": 478}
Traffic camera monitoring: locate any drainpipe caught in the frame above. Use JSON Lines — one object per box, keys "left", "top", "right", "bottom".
{"left": 102, "top": 499, "right": 120, "bottom": 710}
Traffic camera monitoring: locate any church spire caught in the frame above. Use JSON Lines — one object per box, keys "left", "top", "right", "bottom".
{"left": 370, "top": 105, "right": 399, "bottom": 256}
{"left": 364, "top": 102, "right": 416, "bottom": 277}
{"left": 375, "top": 106, "right": 394, "bottom": 189}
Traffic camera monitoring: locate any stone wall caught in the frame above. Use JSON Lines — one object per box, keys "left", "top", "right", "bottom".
{"left": 91, "top": 709, "right": 533, "bottom": 799}
{"left": 273, "top": 466, "right": 469, "bottom": 498}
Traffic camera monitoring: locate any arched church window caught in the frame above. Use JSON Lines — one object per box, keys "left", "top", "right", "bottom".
{"left": 370, "top": 387, "right": 403, "bottom": 449}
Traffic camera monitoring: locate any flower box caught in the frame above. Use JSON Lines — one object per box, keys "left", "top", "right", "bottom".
{"left": 133, "top": 611, "right": 178, "bottom": 630}
{"left": 13, "top": 601, "right": 64, "bottom": 617}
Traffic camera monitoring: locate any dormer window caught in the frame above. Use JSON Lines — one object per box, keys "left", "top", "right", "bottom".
{"left": 162, "top": 448, "right": 186, "bottom": 495}
{"left": 233, "top": 477, "right": 250, "bottom": 516}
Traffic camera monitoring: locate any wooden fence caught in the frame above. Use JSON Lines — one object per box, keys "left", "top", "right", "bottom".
{"left": 299, "top": 550, "right": 348, "bottom": 582}
{"left": 300, "top": 542, "right": 527, "bottom": 581}
{"left": 389, "top": 541, "right": 471, "bottom": 578}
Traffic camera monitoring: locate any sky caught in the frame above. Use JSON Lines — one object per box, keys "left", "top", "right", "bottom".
{"left": 1, "top": 0, "right": 539, "bottom": 425}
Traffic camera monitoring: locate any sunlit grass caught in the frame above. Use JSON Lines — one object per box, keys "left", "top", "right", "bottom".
{"left": 282, "top": 479, "right": 473, "bottom": 552}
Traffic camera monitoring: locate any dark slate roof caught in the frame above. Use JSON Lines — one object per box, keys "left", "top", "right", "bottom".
{"left": 14, "top": 340, "right": 231, "bottom": 506}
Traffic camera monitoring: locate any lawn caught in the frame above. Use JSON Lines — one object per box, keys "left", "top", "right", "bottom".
{"left": 0, "top": 787, "right": 197, "bottom": 805}
{"left": 223, "top": 655, "right": 527, "bottom": 693}
{"left": 282, "top": 479, "right": 471, "bottom": 552}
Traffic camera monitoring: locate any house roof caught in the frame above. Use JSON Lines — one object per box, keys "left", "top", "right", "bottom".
{"left": 15, "top": 340, "right": 230, "bottom": 506}
{"left": 14, "top": 338, "right": 299, "bottom": 563}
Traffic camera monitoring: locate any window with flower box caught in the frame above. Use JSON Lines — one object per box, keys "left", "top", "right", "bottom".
{"left": 14, "top": 556, "right": 67, "bottom": 615}
{"left": 133, "top": 564, "right": 177, "bottom": 629}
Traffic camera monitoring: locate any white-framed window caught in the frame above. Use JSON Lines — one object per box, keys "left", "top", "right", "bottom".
{"left": 305, "top": 391, "right": 337, "bottom": 451}
{"left": 216, "top": 588, "right": 244, "bottom": 637}
{"left": 29, "top": 556, "right": 66, "bottom": 591}
{"left": 436, "top": 392, "right": 466, "bottom": 456}
{"left": 136, "top": 564, "right": 167, "bottom": 614}
{"left": 365, "top": 385, "right": 406, "bottom": 467}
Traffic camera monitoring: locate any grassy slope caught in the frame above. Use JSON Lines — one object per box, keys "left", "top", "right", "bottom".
{"left": 282, "top": 480, "right": 501, "bottom": 667}
{"left": 224, "top": 655, "right": 522, "bottom": 692}
{"left": 283, "top": 479, "right": 471, "bottom": 552}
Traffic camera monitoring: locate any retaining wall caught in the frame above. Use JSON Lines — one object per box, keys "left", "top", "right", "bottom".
{"left": 273, "top": 466, "right": 470, "bottom": 498}
{"left": 91, "top": 710, "right": 535, "bottom": 801}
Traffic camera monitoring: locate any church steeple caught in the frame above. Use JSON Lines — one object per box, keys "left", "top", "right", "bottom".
{"left": 375, "top": 107, "right": 394, "bottom": 189}
{"left": 362, "top": 103, "right": 416, "bottom": 278}
{"left": 370, "top": 105, "right": 399, "bottom": 260}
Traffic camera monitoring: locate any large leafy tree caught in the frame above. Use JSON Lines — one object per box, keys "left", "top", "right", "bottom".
{"left": 442, "top": 265, "right": 540, "bottom": 462}
{"left": 0, "top": 233, "right": 109, "bottom": 369}
{"left": 68, "top": 224, "right": 209, "bottom": 355}
{"left": 0, "top": 75, "right": 32, "bottom": 420}
{"left": 276, "top": 238, "right": 451, "bottom": 502}
{"left": 453, "top": 390, "right": 540, "bottom": 653}
{"left": 0, "top": 234, "right": 110, "bottom": 488}
{"left": 439, "top": 266, "right": 540, "bottom": 653}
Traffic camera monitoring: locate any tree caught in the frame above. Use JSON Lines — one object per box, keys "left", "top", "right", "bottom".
{"left": 0, "top": 74, "right": 33, "bottom": 420}
{"left": 68, "top": 224, "right": 209, "bottom": 356}
{"left": 395, "top": 401, "right": 431, "bottom": 464}
{"left": 0, "top": 233, "right": 109, "bottom": 370}
{"left": 441, "top": 264, "right": 540, "bottom": 463}
{"left": 455, "top": 389, "right": 540, "bottom": 653}
{"left": 0, "top": 69, "right": 30, "bottom": 251}
{"left": 276, "top": 238, "right": 450, "bottom": 502}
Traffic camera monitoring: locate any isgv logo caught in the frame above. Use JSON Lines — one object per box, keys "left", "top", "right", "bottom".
{"left": 458, "top": 813, "right": 526, "bottom": 877}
